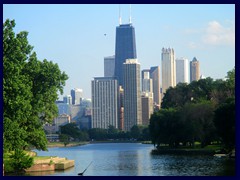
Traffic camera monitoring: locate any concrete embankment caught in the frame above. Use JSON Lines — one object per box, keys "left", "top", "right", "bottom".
{"left": 25, "top": 157, "right": 74, "bottom": 172}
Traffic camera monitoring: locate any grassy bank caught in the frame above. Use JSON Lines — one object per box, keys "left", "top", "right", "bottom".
{"left": 47, "top": 141, "right": 88, "bottom": 148}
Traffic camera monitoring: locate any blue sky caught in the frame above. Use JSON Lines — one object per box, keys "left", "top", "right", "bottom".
{"left": 3, "top": 4, "right": 235, "bottom": 99}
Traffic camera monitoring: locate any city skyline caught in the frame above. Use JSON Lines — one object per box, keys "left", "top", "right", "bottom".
{"left": 3, "top": 4, "right": 235, "bottom": 99}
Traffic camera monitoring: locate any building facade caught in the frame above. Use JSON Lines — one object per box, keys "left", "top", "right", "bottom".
{"left": 161, "top": 48, "right": 176, "bottom": 94}
{"left": 142, "top": 69, "right": 153, "bottom": 93}
{"left": 54, "top": 114, "right": 71, "bottom": 132}
{"left": 115, "top": 23, "right": 137, "bottom": 87}
{"left": 141, "top": 92, "right": 153, "bottom": 126}
{"left": 104, "top": 55, "right": 115, "bottom": 77}
{"left": 150, "top": 66, "right": 161, "bottom": 108}
{"left": 123, "top": 59, "right": 142, "bottom": 131}
{"left": 71, "top": 88, "right": 83, "bottom": 105}
{"left": 91, "top": 77, "right": 119, "bottom": 129}
{"left": 176, "top": 57, "right": 189, "bottom": 84}
{"left": 190, "top": 57, "right": 200, "bottom": 82}
{"left": 63, "top": 95, "right": 72, "bottom": 105}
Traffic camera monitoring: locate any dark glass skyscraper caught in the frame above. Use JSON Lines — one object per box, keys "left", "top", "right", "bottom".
{"left": 115, "top": 24, "right": 137, "bottom": 86}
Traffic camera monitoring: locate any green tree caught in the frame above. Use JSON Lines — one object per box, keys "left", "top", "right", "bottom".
{"left": 107, "top": 125, "right": 119, "bottom": 139}
{"left": 149, "top": 108, "right": 181, "bottom": 147}
{"left": 5, "top": 149, "right": 33, "bottom": 174}
{"left": 180, "top": 101, "right": 216, "bottom": 148}
{"left": 60, "top": 123, "right": 81, "bottom": 140}
{"left": 88, "top": 128, "right": 108, "bottom": 140}
{"left": 214, "top": 98, "right": 235, "bottom": 151}
{"left": 59, "top": 134, "right": 70, "bottom": 147}
{"left": 3, "top": 19, "right": 68, "bottom": 152}
{"left": 161, "top": 83, "right": 192, "bottom": 108}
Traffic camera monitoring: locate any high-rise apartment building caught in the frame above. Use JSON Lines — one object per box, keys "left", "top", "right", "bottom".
{"left": 123, "top": 59, "right": 142, "bottom": 131}
{"left": 119, "top": 86, "right": 124, "bottom": 130}
{"left": 141, "top": 70, "right": 154, "bottom": 124}
{"left": 91, "top": 77, "right": 118, "bottom": 129}
{"left": 176, "top": 57, "right": 189, "bottom": 84}
{"left": 141, "top": 92, "right": 153, "bottom": 126}
{"left": 115, "top": 23, "right": 137, "bottom": 87}
{"left": 190, "top": 57, "right": 200, "bottom": 82}
{"left": 63, "top": 95, "right": 72, "bottom": 105}
{"left": 142, "top": 69, "right": 153, "bottom": 93}
{"left": 150, "top": 66, "right": 161, "bottom": 108}
{"left": 161, "top": 48, "right": 176, "bottom": 94}
{"left": 71, "top": 88, "right": 83, "bottom": 105}
{"left": 104, "top": 55, "right": 115, "bottom": 77}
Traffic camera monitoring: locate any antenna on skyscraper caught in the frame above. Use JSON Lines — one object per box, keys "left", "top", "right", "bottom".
{"left": 129, "top": 4, "right": 132, "bottom": 24}
{"left": 119, "top": 4, "right": 122, "bottom": 25}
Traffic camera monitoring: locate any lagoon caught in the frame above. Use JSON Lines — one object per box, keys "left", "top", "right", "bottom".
{"left": 31, "top": 143, "right": 235, "bottom": 176}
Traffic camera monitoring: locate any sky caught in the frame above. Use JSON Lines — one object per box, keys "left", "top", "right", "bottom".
{"left": 3, "top": 4, "right": 235, "bottom": 100}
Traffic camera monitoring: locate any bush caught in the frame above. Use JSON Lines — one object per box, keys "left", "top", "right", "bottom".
{"left": 4, "top": 149, "right": 34, "bottom": 173}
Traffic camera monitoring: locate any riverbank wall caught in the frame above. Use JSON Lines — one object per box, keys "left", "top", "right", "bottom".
{"left": 25, "top": 157, "right": 74, "bottom": 172}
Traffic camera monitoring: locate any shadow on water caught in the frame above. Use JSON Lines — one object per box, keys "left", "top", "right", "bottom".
{"left": 216, "top": 158, "right": 235, "bottom": 176}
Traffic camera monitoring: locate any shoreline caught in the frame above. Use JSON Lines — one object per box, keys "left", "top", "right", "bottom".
{"left": 47, "top": 142, "right": 89, "bottom": 148}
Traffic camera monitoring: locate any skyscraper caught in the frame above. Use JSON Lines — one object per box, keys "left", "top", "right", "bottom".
{"left": 63, "top": 95, "right": 72, "bottom": 105}
{"left": 104, "top": 55, "right": 115, "bottom": 77}
{"left": 123, "top": 59, "right": 142, "bottom": 131}
{"left": 161, "top": 48, "right": 176, "bottom": 94}
{"left": 150, "top": 66, "right": 161, "bottom": 108}
{"left": 115, "top": 23, "right": 137, "bottom": 87}
{"left": 190, "top": 57, "right": 200, "bottom": 82}
{"left": 71, "top": 88, "right": 83, "bottom": 105}
{"left": 91, "top": 77, "right": 119, "bottom": 129}
{"left": 142, "top": 69, "right": 153, "bottom": 93}
{"left": 141, "top": 70, "right": 154, "bottom": 124}
{"left": 176, "top": 57, "right": 189, "bottom": 84}
{"left": 141, "top": 92, "right": 153, "bottom": 126}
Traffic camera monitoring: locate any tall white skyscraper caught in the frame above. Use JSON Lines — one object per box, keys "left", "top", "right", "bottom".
{"left": 161, "top": 48, "right": 176, "bottom": 94}
{"left": 91, "top": 77, "right": 118, "bottom": 129}
{"left": 176, "top": 57, "right": 189, "bottom": 84}
{"left": 123, "top": 59, "right": 142, "bottom": 131}
{"left": 104, "top": 55, "right": 115, "bottom": 77}
{"left": 71, "top": 88, "right": 83, "bottom": 105}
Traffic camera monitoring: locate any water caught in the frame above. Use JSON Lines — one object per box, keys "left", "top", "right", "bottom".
{"left": 30, "top": 143, "right": 235, "bottom": 176}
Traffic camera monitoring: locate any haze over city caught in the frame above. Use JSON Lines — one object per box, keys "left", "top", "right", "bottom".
{"left": 3, "top": 4, "right": 235, "bottom": 99}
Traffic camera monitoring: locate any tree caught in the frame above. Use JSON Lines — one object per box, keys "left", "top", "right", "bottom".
{"left": 3, "top": 19, "right": 68, "bottom": 152}
{"left": 161, "top": 83, "right": 192, "bottom": 108}
{"left": 60, "top": 123, "right": 81, "bottom": 140}
{"left": 88, "top": 128, "right": 108, "bottom": 140}
{"left": 214, "top": 98, "right": 235, "bottom": 151}
{"left": 5, "top": 149, "right": 34, "bottom": 174}
{"left": 180, "top": 101, "right": 216, "bottom": 148}
{"left": 59, "top": 134, "right": 70, "bottom": 147}
{"left": 149, "top": 108, "right": 181, "bottom": 147}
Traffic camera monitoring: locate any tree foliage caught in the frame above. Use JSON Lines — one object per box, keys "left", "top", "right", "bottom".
{"left": 151, "top": 68, "right": 235, "bottom": 149}
{"left": 214, "top": 98, "right": 235, "bottom": 150}
{"left": 59, "top": 123, "right": 89, "bottom": 141}
{"left": 8, "top": 149, "right": 34, "bottom": 173}
{"left": 59, "top": 134, "right": 70, "bottom": 147}
{"left": 3, "top": 19, "right": 68, "bottom": 152}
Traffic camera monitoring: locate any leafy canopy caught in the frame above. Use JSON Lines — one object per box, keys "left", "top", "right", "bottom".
{"left": 3, "top": 19, "right": 68, "bottom": 152}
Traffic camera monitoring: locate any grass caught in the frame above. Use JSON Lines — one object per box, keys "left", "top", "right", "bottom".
{"left": 33, "top": 156, "right": 57, "bottom": 160}
{"left": 47, "top": 141, "right": 88, "bottom": 147}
